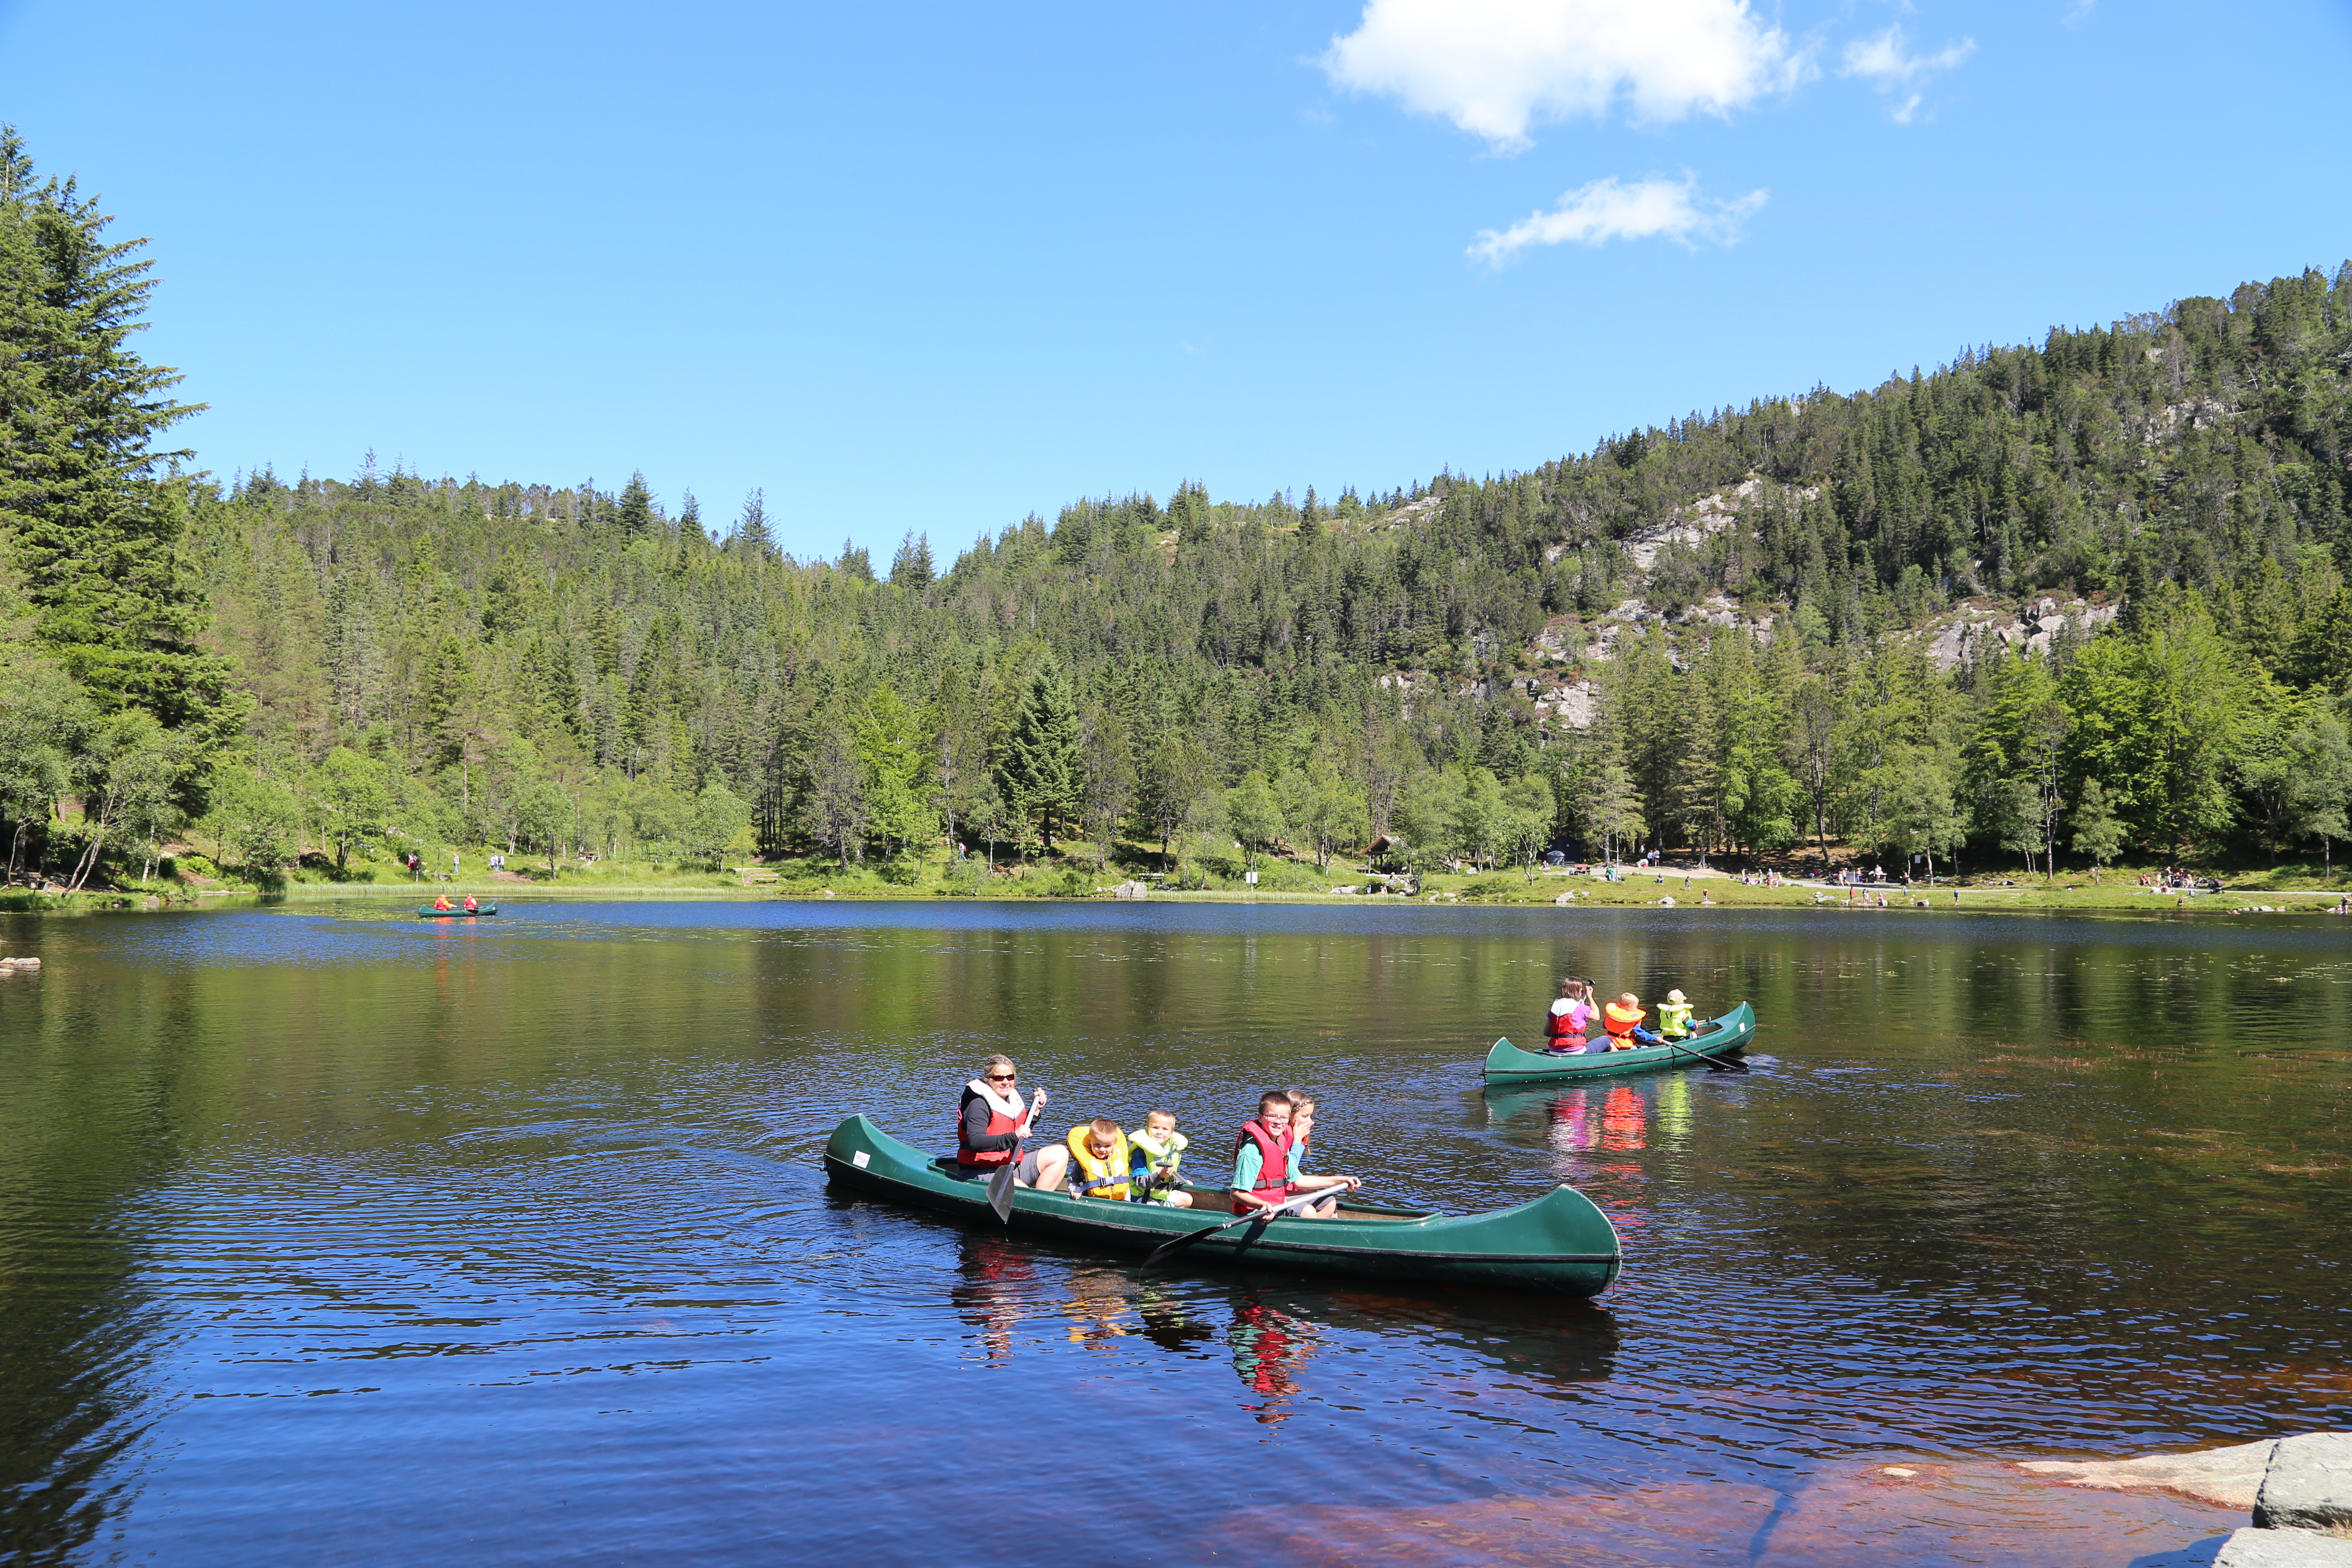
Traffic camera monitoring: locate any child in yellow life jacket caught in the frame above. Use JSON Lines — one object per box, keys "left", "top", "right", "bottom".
{"left": 1065, "top": 1118, "right": 1134, "bottom": 1200}
{"left": 1126, "top": 1110, "right": 1194, "bottom": 1208}
{"left": 1656, "top": 990, "right": 1696, "bottom": 1039}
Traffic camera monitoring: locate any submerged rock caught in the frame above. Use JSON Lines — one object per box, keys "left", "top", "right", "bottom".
{"left": 2255, "top": 1434, "right": 2352, "bottom": 1537}
{"left": 2019, "top": 1437, "right": 2277, "bottom": 1508}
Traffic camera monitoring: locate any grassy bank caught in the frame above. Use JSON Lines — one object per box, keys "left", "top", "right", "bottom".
{"left": 11, "top": 842, "right": 2346, "bottom": 919}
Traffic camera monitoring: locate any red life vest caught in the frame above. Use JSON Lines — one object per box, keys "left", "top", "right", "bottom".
{"left": 463, "top": 896, "right": 478, "bottom": 912}
{"left": 1231, "top": 1117, "right": 1294, "bottom": 1214}
{"left": 956, "top": 1084, "right": 1020, "bottom": 1169}
{"left": 1544, "top": 999, "right": 1577, "bottom": 1042}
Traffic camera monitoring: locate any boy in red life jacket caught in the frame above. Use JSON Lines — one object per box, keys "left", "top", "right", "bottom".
{"left": 955, "top": 1054, "right": 1070, "bottom": 1190}
{"left": 1230, "top": 1090, "right": 1297, "bottom": 1216}
{"left": 1278, "top": 1090, "right": 1363, "bottom": 1216}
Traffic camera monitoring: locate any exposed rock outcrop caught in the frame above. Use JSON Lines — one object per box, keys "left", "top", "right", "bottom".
{"left": 2254, "top": 1433, "right": 2352, "bottom": 1537}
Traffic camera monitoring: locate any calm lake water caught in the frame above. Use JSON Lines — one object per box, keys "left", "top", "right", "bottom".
{"left": 3, "top": 899, "right": 2347, "bottom": 1567}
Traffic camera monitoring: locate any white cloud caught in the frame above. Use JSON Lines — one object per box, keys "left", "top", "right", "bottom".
{"left": 1323, "top": 0, "right": 1813, "bottom": 152}
{"left": 1840, "top": 26, "right": 1974, "bottom": 121}
{"left": 1469, "top": 175, "right": 1767, "bottom": 263}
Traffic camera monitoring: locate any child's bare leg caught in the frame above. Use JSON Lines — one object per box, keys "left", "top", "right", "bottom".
{"left": 1166, "top": 1191, "right": 1193, "bottom": 1209}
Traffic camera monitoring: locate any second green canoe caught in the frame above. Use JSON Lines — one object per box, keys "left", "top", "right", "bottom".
{"left": 1484, "top": 1000, "right": 1755, "bottom": 1085}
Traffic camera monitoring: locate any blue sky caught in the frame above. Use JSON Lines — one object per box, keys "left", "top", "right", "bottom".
{"left": 4, "top": 0, "right": 2348, "bottom": 561}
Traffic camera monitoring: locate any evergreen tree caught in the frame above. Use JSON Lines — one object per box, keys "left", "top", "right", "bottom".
{"left": 0, "top": 128, "right": 241, "bottom": 746}
{"left": 890, "top": 530, "right": 934, "bottom": 592}
{"left": 996, "top": 655, "right": 1084, "bottom": 849}
{"left": 736, "top": 489, "right": 774, "bottom": 555}
{"left": 615, "top": 473, "right": 655, "bottom": 539}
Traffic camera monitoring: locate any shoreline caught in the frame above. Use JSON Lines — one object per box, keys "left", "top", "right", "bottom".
{"left": 6, "top": 877, "right": 2345, "bottom": 919}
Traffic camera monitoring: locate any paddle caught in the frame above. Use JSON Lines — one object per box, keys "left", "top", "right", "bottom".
{"left": 986, "top": 1142, "right": 1021, "bottom": 1222}
{"left": 986, "top": 1087, "right": 1050, "bottom": 1222}
{"left": 1141, "top": 1184, "right": 1349, "bottom": 1269}
{"left": 1657, "top": 1028, "right": 1746, "bottom": 1074}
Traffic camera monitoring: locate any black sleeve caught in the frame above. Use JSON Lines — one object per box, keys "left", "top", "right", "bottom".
{"left": 962, "top": 1093, "right": 1020, "bottom": 1153}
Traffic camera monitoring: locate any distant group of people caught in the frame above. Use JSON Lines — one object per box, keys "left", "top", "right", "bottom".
{"left": 1540, "top": 978, "right": 1700, "bottom": 1054}
{"left": 953, "top": 1059, "right": 1362, "bottom": 1217}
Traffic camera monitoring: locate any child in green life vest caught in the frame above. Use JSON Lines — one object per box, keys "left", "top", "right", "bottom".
{"left": 1656, "top": 989, "right": 1696, "bottom": 1039}
{"left": 1127, "top": 1110, "right": 1195, "bottom": 1208}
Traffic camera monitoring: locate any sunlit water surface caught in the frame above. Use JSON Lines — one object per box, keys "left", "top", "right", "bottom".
{"left": 2, "top": 900, "right": 2347, "bottom": 1566}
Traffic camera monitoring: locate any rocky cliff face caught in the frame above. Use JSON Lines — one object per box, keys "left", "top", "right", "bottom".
{"left": 1402, "top": 472, "right": 2143, "bottom": 734}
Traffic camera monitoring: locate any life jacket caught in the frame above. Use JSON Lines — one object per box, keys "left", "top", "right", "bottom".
{"left": 1656, "top": 999, "right": 1694, "bottom": 1037}
{"left": 1065, "top": 1125, "right": 1133, "bottom": 1200}
{"left": 433, "top": 897, "right": 450, "bottom": 910}
{"left": 1602, "top": 1001, "right": 1645, "bottom": 1040}
{"left": 956, "top": 1079, "right": 1023, "bottom": 1169}
{"left": 1128, "top": 1126, "right": 1188, "bottom": 1203}
{"left": 1231, "top": 1117, "right": 1294, "bottom": 1215}
{"left": 1544, "top": 997, "right": 1577, "bottom": 1041}
{"left": 463, "top": 896, "right": 478, "bottom": 912}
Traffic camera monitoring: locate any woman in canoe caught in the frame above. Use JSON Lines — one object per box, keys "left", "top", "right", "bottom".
{"left": 954, "top": 1055, "right": 1069, "bottom": 1191}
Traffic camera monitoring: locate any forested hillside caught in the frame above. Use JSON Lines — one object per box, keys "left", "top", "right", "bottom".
{"left": 3, "top": 126, "right": 2348, "bottom": 894}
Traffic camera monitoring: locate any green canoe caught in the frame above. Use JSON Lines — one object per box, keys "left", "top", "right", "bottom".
{"left": 1484, "top": 1000, "right": 1756, "bottom": 1085}
{"left": 416, "top": 903, "right": 499, "bottom": 917}
{"left": 821, "top": 1115, "right": 1622, "bottom": 1296}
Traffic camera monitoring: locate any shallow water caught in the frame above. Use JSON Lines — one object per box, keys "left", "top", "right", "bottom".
{"left": 2, "top": 900, "right": 2346, "bottom": 1565}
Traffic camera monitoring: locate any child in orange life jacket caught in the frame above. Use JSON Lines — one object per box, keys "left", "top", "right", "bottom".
{"left": 1278, "top": 1090, "right": 1363, "bottom": 1217}
{"left": 1602, "top": 993, "right": 1666, "bottom": 1050}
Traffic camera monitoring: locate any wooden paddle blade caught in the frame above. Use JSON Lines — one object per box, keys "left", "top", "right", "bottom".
{"left": 986, "top": 1161, "right": 1016, "bottom": 1222}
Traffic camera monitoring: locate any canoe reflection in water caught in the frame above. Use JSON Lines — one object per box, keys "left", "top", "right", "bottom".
{"left": 951, "top": 1234, "right": 1037, "bottom": 1364}
{"left": 1480, "top": 1073, "right": 1700, "bottom": 1168}
{"left": 1228, "top": 1294, "right": 1317, "bottom": 1426}
{"left": 950, "top": 1232, "right": 1617, "bottom": 1425}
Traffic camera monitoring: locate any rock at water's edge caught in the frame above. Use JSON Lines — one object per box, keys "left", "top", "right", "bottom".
{"left": 2255, "top": 1434, "right": 2352, "bottom": 1537}
{"left": 2020, "top": 1438, "right": 2278, "bottom": 1509}
{"left": 2216, "top": 1525, "right": 2352, "bottom": 1566}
